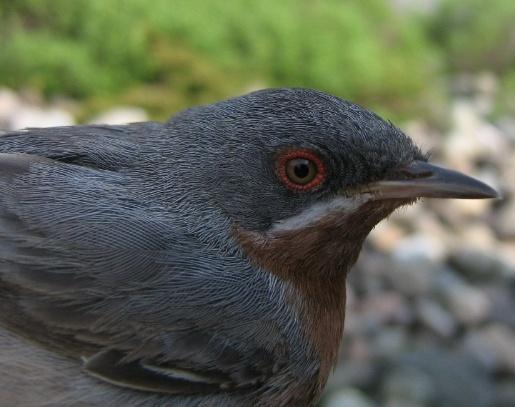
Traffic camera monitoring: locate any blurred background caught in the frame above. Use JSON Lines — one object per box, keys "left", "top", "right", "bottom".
{"left": 0, "top": 0, "right": 514, "bottom": 406}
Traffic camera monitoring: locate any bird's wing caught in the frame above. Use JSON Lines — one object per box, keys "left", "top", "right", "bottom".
{"left": 0, "top": 128, "right": 283, "bottom": 395}
{"left": 0, "top": 123, "right": 161, "bottom": 169}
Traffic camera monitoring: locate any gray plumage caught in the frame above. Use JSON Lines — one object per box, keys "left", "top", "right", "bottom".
{"left": 0, "top": 88, "right": 424, "bottom": 406}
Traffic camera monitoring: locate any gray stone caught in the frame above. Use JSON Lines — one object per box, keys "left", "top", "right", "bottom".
{"left": 325, "top": 358, "right": 376, "bottom": 391}
{"left": 495, "top": 380, "right": 515, "bottom": 407}
{"left": 384, "top": 400, "right": 425, "bottom": 407}
{"left": 368, "top": 221, "right": 406, "bottom": 253}
{"left": 448, "top": 248, "right": 512, "bottom": 282}
{"left": 8, "top": 106, "right": 74, "bottom": 130}
{"left": 416, "top": 298, "right": 456, "bottom": 337}
{"left": 464, "top": 324, "right": 515, "bottom": 374}
{"left": 326, "top": 335, "right": 376, "bottom": 390}
{"left": 436, "top": 270, "right": 491, "bottom": 325}
{"left": 497, "top": 117, "right": 515, "bottom": 146}
{"left": 446, "top": 284, "right": 491, "bottom": 325}
{"left": 493, "top": 202, "right": 515, "bottom": 240}
{"left": 485, "top": 285, "right": 515, "bottom": 328}
{"left": 372, "top": 326, "right": 409, "bottom": 358}
{"left": 348, "top": 252, "right": 390, "bottom": 296}
{"left": 387, "top": 256, "right": 440, "bottom": 296}
{"left": 88, "top": 107, "right": 148, "bottom": 125}
{"left": 324, "top": 388, "right": 374, "bottom": 407}
{"left": 391, "top": 233, "right": 446, "bottom": 263}
{"left": 456, "top": 223, "right": 497, "bottom": 250}
{"left": 0, "top": 88, "right": 21, "bottom": 130}
{"left": 381, "top": 366, "right": 434, "bottom": 405}
{"left": 386, "top": 349, "right": 494, "bottom": 407}
{"left": 359, "top": 291, "right": 413, "bottom": 328}
{"left": 444, "top": 196, "right": 493, "bottom": 219}
{"left": 496, "top": 245, "right": 515, "bottom": 279}
{"left": 444, "top": 100, "right": 508, "bottom": 167}
{"left": 498, "top": 154, "right": 515, "bottom": 198}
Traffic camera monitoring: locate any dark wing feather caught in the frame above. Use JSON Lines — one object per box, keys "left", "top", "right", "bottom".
{"left": 0, "top": 129, "right": 282, "bottom": 396}
{"left": 0, "top": 123, "right": 162, "bottom": 169}
{"left": 84, "top": 349, "right": 232, "bottom": 394}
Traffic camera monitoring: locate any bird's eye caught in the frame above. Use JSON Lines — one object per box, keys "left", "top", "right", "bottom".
{"left": 286, "top": 159, "right": 317, "bottom": 184}
{"left": 276, "top": 149, "right": 327, "bottom": 192}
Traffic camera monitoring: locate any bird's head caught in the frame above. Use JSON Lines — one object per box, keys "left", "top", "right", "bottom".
{"left": 162, "top": 88, "right": 497, "bottom": 277}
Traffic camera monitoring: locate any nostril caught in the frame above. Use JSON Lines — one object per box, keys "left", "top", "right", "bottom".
{"left": 399, "top": 161, "right": 434, "bottom": 179}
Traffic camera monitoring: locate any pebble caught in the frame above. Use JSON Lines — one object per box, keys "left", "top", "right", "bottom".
{"left": 88, "top": 107, "right": 148, "bottom": 125}
{"left": 391, "top": 233, "right": 447, "bottom": 263}
{"left": 448, "top": 247, "right": 506, "bottom": 282}
{"left": 445, "top": 284, "right": 491, "bottom": 325}
{"left": 381, "top": 366, "right": 434, "bottom": 405}
{"left": 388, "top": 256, "right": 440, "bottom": 296}
{"left": 464, "top": 324, "right": 515, "bottom": 374}
{"left": 0, "top": 88, "right": 21, "bottom": 129}
{"left": 7, "top": 105, "right": 75, "bottom": 130}
{"left": 497, "top": 117, "right": 515, "bottom": 146}
{"left": 455, "top": 223, "right": 497, "bottom": 250}
{"left": 368, "top": 222, "right": 406, "bottom": 253}
{"left": 385, "top": 350, "right": 494, "bottom": 407}
{"left": 436, "top": 270, "right": 491, "bottom": 325}
{"left": 484, "top": 285, "right": 515, "bottom": 328}
{"left": 444, "top": 100, "right": 508, "bottom": 168}
{"left": 416, "top": 298, "right": 456, "bottom": 337}
{"left": 498, "top": 244, "right": 515, "bottom": 278}
{"left": 445, "top": 198, "right": 493, "bottom": 218}
{"left": 361, "top": 292, "right": 412, "bottom": 328}
{"left": 371, "top": 326, "right": 409, "bottom": 358}
{"left": 324, "top": 388, "right": 374, "bottom": 407}
{"left": 495, "top": 380, "right": 515, "bottom": 407}
{"left": 493, "top": 202, "right": 515, "bottom": 240}
{"left": 326, "top": 358, "right": 376, "bottom": 391}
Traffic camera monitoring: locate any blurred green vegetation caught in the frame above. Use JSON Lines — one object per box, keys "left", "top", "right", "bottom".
{"left": 430, "top": 0, "right": 515, "bottom": 74}
{"left": 0, "top": 0, "right": 514, "bottom": 121}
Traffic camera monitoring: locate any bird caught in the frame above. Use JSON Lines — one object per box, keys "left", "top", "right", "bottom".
{"left": 0, "top": 88, "right": 497, "bottom": 406}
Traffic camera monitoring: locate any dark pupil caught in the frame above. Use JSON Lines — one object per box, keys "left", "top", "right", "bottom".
{"left": 294, "top": 160, "right": 310, "bottom": 179}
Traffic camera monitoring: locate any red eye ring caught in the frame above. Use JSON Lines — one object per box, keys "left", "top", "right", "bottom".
{"left": 276, "top": 149, "right": 327, "bottom": 192}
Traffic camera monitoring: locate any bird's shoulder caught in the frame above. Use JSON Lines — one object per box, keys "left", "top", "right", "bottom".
{"left": 0, "top": 122, "right": 163, "bottom": 170}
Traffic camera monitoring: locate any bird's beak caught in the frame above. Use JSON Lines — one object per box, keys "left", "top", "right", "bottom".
{"left": 365, "top": 160, "right": 499, "bottom": 200}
